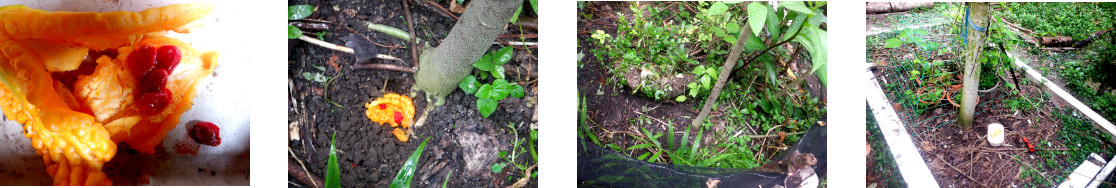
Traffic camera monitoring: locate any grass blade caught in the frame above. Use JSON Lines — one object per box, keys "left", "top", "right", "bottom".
{"left": 666, "top": 124, "right": 675, "bottom": 151}
{"left": 325, "top": 133, "right": 340, "bottom": 188}
{"left": 442, "top": 171, "right": 452, "bottom": 188}
{"left": 390, "top": 137, "right": 431, "bottom": 188}
{"left": 689, "top": 128, "right": 703, "bottom": 161}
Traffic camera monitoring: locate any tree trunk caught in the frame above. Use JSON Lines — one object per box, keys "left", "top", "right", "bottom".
{"left": 690, "top": 23, "right": 753, "bottom": 128}
{"left": 959, "top": 2, "right": 990, "bottom": 129}
{"left": 413, "top": 0, "right": 522, "bottom": 105}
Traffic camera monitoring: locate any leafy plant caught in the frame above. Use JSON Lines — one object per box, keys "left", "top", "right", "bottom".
{"left": 391, "top": 137, "right": 430, "bottom": 188}
{"left": 493, "top": 122, "right": 537, "bottom": 180}
{"left": 288, "top": 5, "right": 315, "bottom": 39}
{"left": 685, "top": 65, "right": 719, "bottom": 100}
{"left": 459, "top": 46, "right": 527, "bottom": 118}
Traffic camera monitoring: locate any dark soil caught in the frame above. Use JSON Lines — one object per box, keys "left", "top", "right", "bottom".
{"left": 287, "top": 0, "right": 538, "bottom": 187}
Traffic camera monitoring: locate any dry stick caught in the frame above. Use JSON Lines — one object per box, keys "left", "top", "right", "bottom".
{"left": 352, "top": 63, "right": 416, "bottom": 73}
{"left": 402, "top": 0, "right": 420, "bottom": 68}
{"left": 297, "top": 36, "right": 412, "bottom": 71}
{"left": 507, "top": 164, "right": 538, "bottom": 188}
{"left": 936, "top": 155, "right": 989, "bottom": 188}
{"left": 422, "top": 0, "right": 459, "bottom": 20}
{"left": 689, "top": 22, "right": 752, "bottom": 129}
{"left": 289, "top": 147, "right": 322, "bottom": 188}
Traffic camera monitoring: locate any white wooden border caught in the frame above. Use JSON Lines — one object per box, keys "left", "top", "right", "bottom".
{"left": 1005, "top": 52, "right": 1116, "bottom": 144}
{"left": 866, "top": 63, "right": 941, "bottom": 187}
{"left": 1058, "top": 153, "right": 1112, "bottom": 188}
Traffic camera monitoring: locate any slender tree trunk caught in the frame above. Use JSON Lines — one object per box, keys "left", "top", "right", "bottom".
{"left": 959, "top": 2, "right": 990, "bottom": 129}
{"left": 690, "top": 23, "right": 753, "bottom": 128}
{"left": 413, "top": 0, "right": 522, "bottom": 105}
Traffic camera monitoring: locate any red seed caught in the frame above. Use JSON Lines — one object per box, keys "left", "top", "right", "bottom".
{"left": 189, "top": 121, "right": 221, "bottom": 146}
{"left": 128, "top": 46, "right": 157, "bottom": 78}
{"left": 379, "top": 104, "right": 387, "bottom": 110}
{"left": 137, "top": 88, "right": 172, "bottom": 115}
{"left": 394, "top": 112, "right": 403, "bottom": 125}
{"left": 141, "top": 69, "right": 170, "bottom": 92}
{"left": 155, "top": 45, "right": 181, "bottom": 71}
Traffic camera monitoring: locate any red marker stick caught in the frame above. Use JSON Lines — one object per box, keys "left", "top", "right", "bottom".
{"left": 1021, "top": 137, "right": 1035, "bottom": 152}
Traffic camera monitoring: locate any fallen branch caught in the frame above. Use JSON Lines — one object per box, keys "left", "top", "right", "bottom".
{"left": 421, "top": 0, "right": 459, "bottom": 20}
{"left": 289, "top": 147, "right": 323, "bottom": 188}
{"left": 290, "top": 21, "right": 330, "bottom": 31}
{"left": 402, "top": 0, "right": 421, "bottom": 68}
{"left": 299, "top": 35, "right": 353, "bottom": 53}
{"left": 352, "top": 63, "right": 416, "bottom": 73}
{"left": 297, "top": 35, "right": 407, "bottom": 64}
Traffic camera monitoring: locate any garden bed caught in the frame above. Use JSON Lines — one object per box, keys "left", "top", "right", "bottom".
{"left": 286, "top": 0, "right": 538, "bottom": 187}
{"left": 865, "top": 3, "right": 1116, "bottom": 187}
{"left": 577, "top": 1, "right": 827, "bottom": 177}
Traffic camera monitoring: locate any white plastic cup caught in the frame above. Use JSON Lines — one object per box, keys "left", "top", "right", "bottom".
{"left": 988, "top": 123, "right": 1005, "bottom": 146}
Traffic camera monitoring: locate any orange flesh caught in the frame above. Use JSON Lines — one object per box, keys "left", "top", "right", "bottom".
{"left": 0, "top": 3, "right": 216, "bottom": 186}
{"left": 364, "top": 93, "right": 415, "bottom": 141}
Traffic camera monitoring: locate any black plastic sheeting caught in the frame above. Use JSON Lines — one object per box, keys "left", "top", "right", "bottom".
{"left": 578, "top": 122, "right": 827, "bottom": 188}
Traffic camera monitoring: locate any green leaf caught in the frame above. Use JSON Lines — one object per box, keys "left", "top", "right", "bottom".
{"left": 492, "top": 66, "right": 506, "bottom": 80}
{"left": 477, "top": 98, "right": 498, "bottom": 118}
{"left": 326, "top": 134, "right": 340, "bottom": 188}
{"left": 636, "top": 152, "right": 651, "bottom": 161}
{"left": 744, "top": 34, "right": 765, "bottom": 50}
{"left": 288, "top": 25, "right": 303, "bottom": 39}
{"left": 705, "top": 67, "right": 718, "bottom": 78}
{"left": 302, "top": 72, "right": 314, "bottom": 81}
{"left": 693, "top": 65, "right": 707, "bottom": 75}
{"left": 884, "top": 38, "right": 903, "bottom": 48}
{"left": 627, "top": 143, "right": 655, "bottom": 150}
{"left": 781, "top": 13, "right": 808, "bottom": 41}
{"left": 494, "top": 46, "right": 514, "bottom": 65}
{"left": 724, "top": 35, "right": 738, "bottom": 45}
{"left": 391, "top": 137, "right": 430, "bottom": 188}
{"left": 316, "top": 31, "right": 327, "bottom": 41}
{"left": 675, "top": 95, "right": 687, "bottom": 102}
{"left": 711, "top": 26, "right": 726, "bottom": 38}
{"left": 492, "top": 162, "right": 507, "bottom": 173}
{"left": 530, "top": 0, "right": 538, "bottom": 15}
{"left": 510, "top": 84, "right": 526, "bottom": 98}
{"left": 491, "top": 79, "right": 512, "bottom": 100}
{"left": 779, "top": 1, "right": 815, "bottom": 15}
{"left": 726, "top": 23, "right": 741, "bottom": 35}
{"left": 747, "top": 2, "right": 767, "bottom": 37}
{"left": 706, "top": 2, "right": 729, "bottom": 16}
{"left": 288, "top": 5, "right": 315, "bottom": 20}
{"left": 764, "top": 58, "right": 777, "bottom": 84}
{"left": 475, "top": 84, "right": 494, "bottom": 99}
{"left": 700, "top": 75, "right": 712, "bottom": 89}
{"left": 765, "top": 6, "right": 781, "bottom": 38}
{"left": 792, "top": 27, "right": 828, "bottom": 85}
{"left": 509, "top": 6, "right": 522, "bottom": 23}
{"left": 472, "top": 53, "right": 495, "bottom": 71}
{"left": 459, "top": 75, "right": 478, "bottom": 94}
